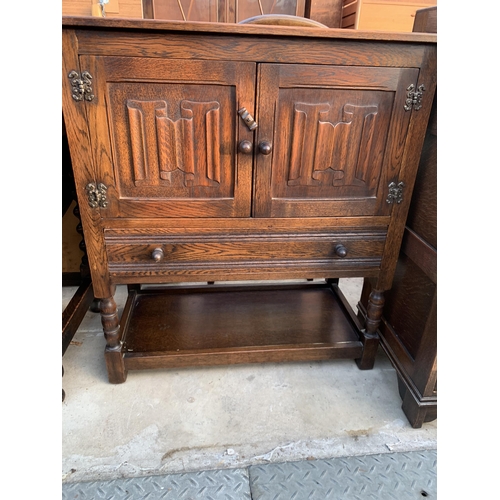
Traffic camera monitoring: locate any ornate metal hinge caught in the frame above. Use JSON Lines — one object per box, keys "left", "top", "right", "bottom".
{"left": 404, "top": 84, "right": 425, "bottom": 111}
{"left": 386, "top": 181, "right": 405, "bottom": 204}
{"left": 86, "top": 182, "right": 108, "bottom": 208}
{"left": 238, "top": 107, "right": 258, "bottom": 131}
{"left": 68, "top": 70, "right": 95, "bottom": 102}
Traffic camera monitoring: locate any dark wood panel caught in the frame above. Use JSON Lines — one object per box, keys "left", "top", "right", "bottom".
{"left": 381, "top": 255, "right": 436, "bottom": 360}
{"left": 405, "top": 125, "right": 437, "bottom": 248}
{"left": 120, "top": 283, "right": 363, "bottom": 369}
{"left": 401, "top": 227, "right": 436, "bottom": 284}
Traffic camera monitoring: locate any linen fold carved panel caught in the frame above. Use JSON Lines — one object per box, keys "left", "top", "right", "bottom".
{"left": 288, "top": 102, "right": 379, "bottom": 188}
{"left": 127, "top": 99, "right": 221, "bottom": 188}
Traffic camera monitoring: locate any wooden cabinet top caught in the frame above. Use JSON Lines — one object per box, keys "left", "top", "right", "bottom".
{"left": 62, "top": 16, "right": 436, "bottom": 43}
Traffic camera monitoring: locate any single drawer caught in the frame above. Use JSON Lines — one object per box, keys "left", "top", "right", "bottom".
{"left": 105, "top": 229, "right": 387, "bottom": 279}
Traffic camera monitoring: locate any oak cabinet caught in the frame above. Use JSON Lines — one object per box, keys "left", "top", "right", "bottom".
{"left": 62, "top": 16, "right": 436, "bottom": 385}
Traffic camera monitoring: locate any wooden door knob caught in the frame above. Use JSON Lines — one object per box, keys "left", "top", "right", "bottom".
{"left": 152, "top": 248, "right": 164, "bottom": 262}
{"left": 335, "top": 244, "right": 347, "bottom": 258}
{"left": 259, "top": 141, "right": 272, "bottom": 155}
{"left": 238, "top": 140, "right": 253, "bottom": 154}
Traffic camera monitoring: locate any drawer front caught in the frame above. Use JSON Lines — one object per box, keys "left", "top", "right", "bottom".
{"left": 105, "top": 230, "right": 387, "bottom": 280}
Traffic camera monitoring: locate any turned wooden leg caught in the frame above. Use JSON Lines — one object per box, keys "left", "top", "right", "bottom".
{"left": 101, "top": 296, "right": 127, "bottom": 384}
{"left": 90, "top": 299, "right": 100, "bottom": 313}
{"left": 356, "top": 289, "right": 384, "bottom": 370}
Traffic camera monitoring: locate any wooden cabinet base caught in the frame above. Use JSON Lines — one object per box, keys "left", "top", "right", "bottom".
{"left": 398, "top": 376, "right": 437, "bottom": 428}
{"left": 357, "top": 287, "right": 437, "bottom": 429}
{"left": 104, "top": 280, "right": 376, "bottom": 383}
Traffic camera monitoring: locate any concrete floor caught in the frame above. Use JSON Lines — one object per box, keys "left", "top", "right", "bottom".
{"left": 62, "top": 278, "right": 437, "bottom": 484}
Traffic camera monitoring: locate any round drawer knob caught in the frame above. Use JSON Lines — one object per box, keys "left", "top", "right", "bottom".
{"left": 259, "top": 141, "right": 272, "bottom": 155}
{"left": 238, "top": 140, "right": 253, "bottom": 154}
{"left": 335, "top": 244, "right": 347, "bottom": 258}
{"left": 151, "top": 247, "right": 164, "bottom": 262}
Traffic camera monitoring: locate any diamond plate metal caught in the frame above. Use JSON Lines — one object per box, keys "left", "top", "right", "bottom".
{"left": 62, "top": 468, "right": 252, "bottom": 500}
{"left": 249, "top": 450, "right": 437, "bottom": 500}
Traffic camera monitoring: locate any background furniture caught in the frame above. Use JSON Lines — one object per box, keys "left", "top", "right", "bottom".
{"left": 61, "top": 0, "right": 437, "bottom": 31}
{"left": 63, "top": 0, "right": 342, "bottom": 28}
{"left": 62, "top": 127, "right": 96, "bottom": 401}
{"left": 62, "top": 16, "right": 436, "bottom": 385}
{"left": 341, "top": 0, "right": 436, "bottom": 31}
{"left": 142, "top": 0, "right": 343, "bottom": 27}
{"left": 357, "top": 6, "right": 437, "bottom": 428}
{"left": 62, "top": 0, "right": 141, "bottom": 18}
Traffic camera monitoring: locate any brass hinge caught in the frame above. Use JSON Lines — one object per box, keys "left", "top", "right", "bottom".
{"left": 386, "top": 181, "right": 405, "bottom": 204}
{"left": 68, "top": 70, "right": 95, "bottom": 102}
{"left": 86, "top": 182, "right": 108, "bottom": 208}
{"left": 404, "top": 84, "right": 425, "bottom": 111}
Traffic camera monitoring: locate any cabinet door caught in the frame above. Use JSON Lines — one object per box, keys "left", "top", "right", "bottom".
{"left": 81, "top": 56, "right": 255, "bottom": 218}
{"left": 253, "top": 64, "right": 419, "bottom": 218}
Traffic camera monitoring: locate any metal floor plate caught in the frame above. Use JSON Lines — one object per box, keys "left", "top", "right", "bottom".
{"left": 249, "top": 450, "right": 437, "bottom": 500}
{"left": 62, "top": 450, "right": 436, "bottom": 500}
{"left": 62, "top": 469, "right": 252, "bottom": 500}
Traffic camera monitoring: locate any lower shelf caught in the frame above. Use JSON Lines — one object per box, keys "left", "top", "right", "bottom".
{"left": 118, "top": 281, "right": 365, "bottom": 372}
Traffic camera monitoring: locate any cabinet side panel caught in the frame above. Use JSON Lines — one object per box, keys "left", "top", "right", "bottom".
{"left": 62, "top": 30, "right": 112, "bottom": 298}
{"left": 377, "top": 46, "right": 436, "bottom": 290}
